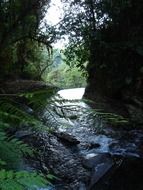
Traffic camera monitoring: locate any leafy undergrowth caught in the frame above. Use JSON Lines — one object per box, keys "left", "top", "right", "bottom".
{"left": 0, "top": 89, "right": 59, "bottom": 190}
{"left": 0, "top": 88, "right": 130, "bottom": 190}
{"left": 82, "top": 99, "right": 129, "bottom": 126}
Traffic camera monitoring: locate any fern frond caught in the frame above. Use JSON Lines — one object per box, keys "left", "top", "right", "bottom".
{"left": 0, "top": 99, "right": 46, "bottom": 131}
{"left": 0, "top": 128, "right": 33, "bottom": 169}
{"left": 19, "top": 90, "right": 74, "bottom": 128}
{"left": 0, "top": 170, "right": 50, "bottom": 190}
{"left": 20, "top": 88, "right": 58, "bottom": 111}
{"left": 0, "top": 88, "right": 58, "bottom": 189}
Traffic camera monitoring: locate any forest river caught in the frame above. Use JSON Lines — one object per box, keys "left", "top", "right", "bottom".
{"left": 35, "top": 88, "right": 143, "bottom": 190}
{"left": 57, "top": 88, "right": 143, "bottom": 158}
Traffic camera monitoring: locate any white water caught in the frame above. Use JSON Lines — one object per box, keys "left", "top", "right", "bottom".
{"left": 57, "top": 88, "right": 142, "bottom": 158}
{"left": 58, "top": 88, "right": 85, "bottom": 100}
{"left": 38, "top": 88, "right": 143, "bottom": 190}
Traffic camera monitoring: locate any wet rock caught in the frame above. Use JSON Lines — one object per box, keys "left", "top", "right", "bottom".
{"left": 79, "top": 182, "right": 87, "bottom": 190}
{"left": 69, "top": 115, "right": 78, "bottom": 120}
{"left": 82, "top": 153, "right": 114, "bottom": 189}
{"left": 15, "top": 130, "right": 33, "bottom": 139}
{"left": 82, "top": 153, "right": 113, "bottom": 169}
{"left": 108, "top": 157, "right": 143, "bottom": 190}
{"left": 81, "top": 142, "right": 100, "bottom": 150}
{"left": 53, "top": 131, "right": 80, "bottom": 145}
{"left": 88, "top": 142, "right": 100, "bottom": 149}
{"left": 126, "top": 104, "right": 143, "bottom": 124}
{"left": 25, "top": 133, "right": 90, "bottom": 190}
{"left": 86, "top": 155, "right": 143, "bottom": 190}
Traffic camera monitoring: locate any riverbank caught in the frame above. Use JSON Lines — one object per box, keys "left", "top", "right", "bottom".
{"left": 1, "top": 84, "right": 143, "bottom": 190}
{"left": 21, "top": 87, "right": 143, "bottom": 190}
{"left": 0, "top": 80, "right": 57, "bottom": 94}
{"left": 84, "top": 85, "right": 143, "bottom": 127}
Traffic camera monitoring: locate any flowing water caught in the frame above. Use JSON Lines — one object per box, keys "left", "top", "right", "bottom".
{"left": 37, "top": 88, "right": 143, "bottom": 190}
{"left": 57, "top": 88, "right": 143, "bottom": 158}
{"left": 58, "top": 88, "right": 85, "bottom": 100}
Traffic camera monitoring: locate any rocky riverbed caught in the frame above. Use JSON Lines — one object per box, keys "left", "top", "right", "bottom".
{"left": 14, "top": 88, "right": 143, "bottom": 190}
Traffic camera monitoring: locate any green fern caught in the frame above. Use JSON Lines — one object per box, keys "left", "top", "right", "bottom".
{"left": 0, "top": 87, "right": 129, "bottom": 190}
{"left": 0, "top": 128, "right": 33, "bottom": 169}
{"left": 0, "top": 126, "right": 53, "bottom": 190}
{"left": 19, "top": 88, "right": 58, "bottom": 111}
{"left": 19, "top": 89, "right": 74, "bottom": 128}
{"left": 0, "top": 89, "right": 65, "bottom": 130}
{"left": 0, "top": 125, "right": 53, "bottom": 189}
{"left": 0, "top": 89, "right": 58, "bottom": 190}
{"left": 0, "top": 98, "right": 47, "bottom": 131}
{"left": 0, "top": 170, "right": 50, "bottom": 190}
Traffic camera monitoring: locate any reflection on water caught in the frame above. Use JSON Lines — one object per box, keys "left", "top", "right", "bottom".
{"left": 38, "top": 88, "right": 143, "bottom": 190}
{"left": 58, "top": 88, "right": 85, "bottom": 100}
{"left": 57, "top": 88, "right": 143, "bottom": 158}
{"left": 37, "top": 188, "right": 55, "bottom": 190}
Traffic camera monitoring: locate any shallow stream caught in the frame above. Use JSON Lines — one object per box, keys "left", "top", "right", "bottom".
{"left": 36, "top": 88, "right": 143, "bottom": 190}
{"left": 57, "top": 88, "right": 143, "bottom": 158}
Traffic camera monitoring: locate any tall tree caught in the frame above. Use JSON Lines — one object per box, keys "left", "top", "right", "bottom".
{"left": 0, "top": 0, "right": 52, "bottom": 50}
{"left": 60, "top": 0, "right": 143, "bottom": 100}
{"left": 0, "top": 0, "right": 55, "bottom": 79}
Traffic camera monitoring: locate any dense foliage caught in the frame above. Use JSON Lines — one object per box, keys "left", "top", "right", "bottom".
{"left": 0, "top": 0, "right": 143, "bottom": 188}
{"left": 60, "top": 0, "right": 143, "bottom": 99}
{"left": 0, "top": 1, "right": 57, "bottom": 189}
{"left": 0, "top": 0, "right": 55, "bottom": 80}
{"left": 46, "top": 49, "right": 87, "bottom": 88}
{"left": 0, "top": 85, "right": 63, "bottom": 189}
{"left": 47, "top": 62, "right": 87, "bottom": 88}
